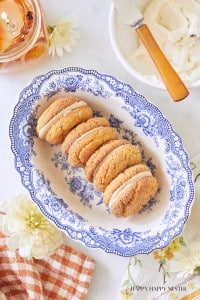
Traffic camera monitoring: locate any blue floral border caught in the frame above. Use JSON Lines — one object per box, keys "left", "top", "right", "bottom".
{"left": 9, "top": 67, "right": 194, "bottom": 256}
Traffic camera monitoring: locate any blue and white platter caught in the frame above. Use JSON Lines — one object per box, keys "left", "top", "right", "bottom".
{"left": 9, "top": 67, "right": 194, "bottom": 256}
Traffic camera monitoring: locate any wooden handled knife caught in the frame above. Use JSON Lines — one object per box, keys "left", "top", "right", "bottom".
{"left": 113, "top": 0, "right": 189, "bottom": 102}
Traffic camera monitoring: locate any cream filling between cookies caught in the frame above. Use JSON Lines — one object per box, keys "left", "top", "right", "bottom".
{"left": 38, "top": 100, "right": 87, "bottom": 138}
{"left": 109, "top": 171, "right": 152, "bottom": 208}
{"left": 70, "top": 126, "right": 108, "bottom": 148}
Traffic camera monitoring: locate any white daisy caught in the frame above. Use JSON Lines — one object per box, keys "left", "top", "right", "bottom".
{"left": 48, "top": 18, "right": 80, "bottom": 58}
{"left": 0, "top": 194, "right": 63, "bottom": 259}
{"left": 169, "top": 242, "right": 200, "bottom": 278}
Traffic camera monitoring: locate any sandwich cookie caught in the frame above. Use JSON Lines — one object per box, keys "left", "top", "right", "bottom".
{"left": 67, "top": 126, "right": 118, "bottom": 168}
{"left": 36, "top": 96, "right": 93, "bottom": 145}
{"left": 103, "top": 164, "right": 158, "bottom": 218}
{"left": 85, "top": 139, "right": 131, "bottom": 182}
{"left": 92, "top": 143, "right": 142, "bottom": 192}
{"left": 62, "top": 117, "right": 110, "bottom": 156}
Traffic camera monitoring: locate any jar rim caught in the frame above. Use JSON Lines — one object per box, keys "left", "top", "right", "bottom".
{"left": 0, "top": 0, "right": 42, "bottom": 63}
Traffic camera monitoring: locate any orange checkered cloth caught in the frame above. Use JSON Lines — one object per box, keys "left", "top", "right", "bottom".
{"left": 0, "top": 232, "right": 95, "bottom": 300}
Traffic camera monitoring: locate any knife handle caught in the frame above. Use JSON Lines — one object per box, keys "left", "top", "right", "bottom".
{"left": 136, "top": 24, "right": 189, "bottom": 102}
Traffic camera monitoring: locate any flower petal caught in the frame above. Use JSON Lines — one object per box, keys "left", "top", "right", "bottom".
{"left": 188, "top": 242, "right": 200, "bottom": 266}
{"left": 56, "top": 46, "right": 64, "bottom": 57}
{"left": 48, "top": 18, "right": 80, "bottom": 58}
{"left": 7, "top": 234, "right": 21, "bottom": 251}
{"left": 169, "top": 244, "right": 200, "bottom": 278}
{"left": 19, "top": 245, "right": 32, "bottom": 259}
{"left": 2, "top": 194, "right": 63, "bottom": 259}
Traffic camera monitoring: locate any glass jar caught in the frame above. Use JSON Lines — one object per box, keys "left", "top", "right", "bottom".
{"left": 0, "top": 0, "right": 49, "bottom": 73}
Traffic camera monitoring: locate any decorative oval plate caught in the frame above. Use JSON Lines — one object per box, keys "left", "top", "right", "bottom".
{"left": 9, "top": 67, "right": 194, "bottom": 256}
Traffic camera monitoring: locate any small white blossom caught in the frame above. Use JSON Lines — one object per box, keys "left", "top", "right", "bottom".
{"left": 0, "top": 194, "right": 63, "bottom": 259}
{"left": 169, "top": 242, "right": 200, "bottom": 278}
{"left": 48, "top": 18, "right": 80, "bottom": 58}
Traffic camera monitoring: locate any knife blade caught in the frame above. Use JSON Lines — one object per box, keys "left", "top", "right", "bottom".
{"left": 113, "top": 0, "right": 189, "bottom": 102}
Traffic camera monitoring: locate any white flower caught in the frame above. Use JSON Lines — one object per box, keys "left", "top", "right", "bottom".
{"left": 169, "top": 242, "right": 200, "bottom": 278}
{"left": 0, "top": 194, "right": 63, "bottom": 259}
{"left": 48, "top": 18, "right": 80, "bottom": 58}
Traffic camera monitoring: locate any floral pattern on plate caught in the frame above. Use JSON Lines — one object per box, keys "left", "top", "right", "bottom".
{"left": 9, "top": 67, "right": 194, "bottom": 256}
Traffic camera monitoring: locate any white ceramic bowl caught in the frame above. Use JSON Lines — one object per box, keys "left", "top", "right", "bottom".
{"left": 109, "top": 0, "right": 200, "bottom": 89}
{"left": 9, "top": 68, "right": 194, "bottom": 256}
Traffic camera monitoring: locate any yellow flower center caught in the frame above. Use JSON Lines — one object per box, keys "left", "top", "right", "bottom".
{"left": 26, "top": 210, "right": 46, "bottom": 229}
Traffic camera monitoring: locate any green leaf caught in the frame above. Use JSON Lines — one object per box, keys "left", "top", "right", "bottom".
{"left": 190, "top": 162, "right": 196, "bottom": 170}
{"left": 179, "top": 237, "right": 187, "bottom": 247}
{"left": 47, "top": 25, "right": 56, "bottom": 34}
{"left": 127, "top": 282, "right": 134, "bottom": 289}
{"left": 194, "top": 266, "right": 200, "bottom": 273}
{"left": 134, "top": 257, "right": 142, "bottom": 267}
{"left": 159, "top": 258, "right": 166, "bottom": 265}
{"left": 122, "top": 280, "right": 130, "bottom": 287}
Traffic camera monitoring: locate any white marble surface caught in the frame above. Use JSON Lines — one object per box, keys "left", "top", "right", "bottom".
{"left": 0, "top": 0, "right": 200, "bottom": 299}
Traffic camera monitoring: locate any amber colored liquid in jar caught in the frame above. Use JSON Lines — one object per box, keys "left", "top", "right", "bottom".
{"left": 0, "top": 0, "right": 49, "bottom": 73}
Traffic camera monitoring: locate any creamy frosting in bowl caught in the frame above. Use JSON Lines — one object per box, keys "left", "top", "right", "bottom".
{"left": 109, "top": 0, "right": 200, "bottom": 88}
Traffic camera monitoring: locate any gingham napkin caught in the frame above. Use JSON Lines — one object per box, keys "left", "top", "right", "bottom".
{"left": 118, "top": 154, "right": 200, "bottom": 300}
{"left": 0, "top": 232, "right": 95, "bottom": 300}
